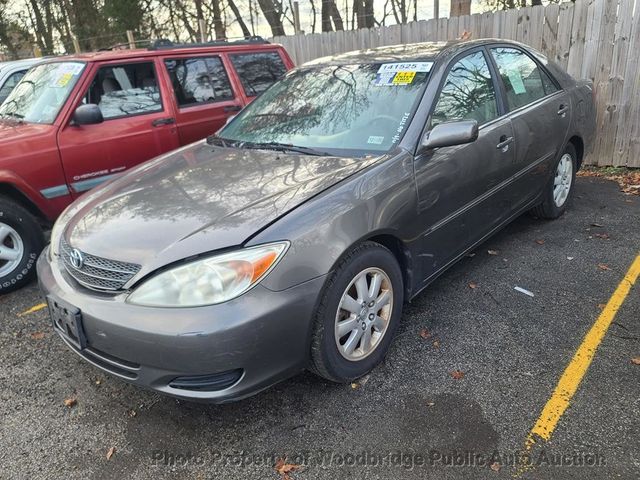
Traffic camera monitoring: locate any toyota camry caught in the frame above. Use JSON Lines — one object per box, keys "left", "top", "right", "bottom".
{"left": 38, "top": 39, "right": 596, "bottom": 402}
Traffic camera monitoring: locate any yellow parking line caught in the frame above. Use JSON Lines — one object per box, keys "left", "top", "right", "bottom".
{"left": 18, "top": 303, "right": 47, "bottom": 317}
{"left": 517, "top": 253, "right": 640, "bottom": 475}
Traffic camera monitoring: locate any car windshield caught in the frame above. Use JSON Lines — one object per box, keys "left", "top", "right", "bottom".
{"left": 218, "top": 61, "right": 432, "bottom": 156}
{"left": 0, "top": 62, "right": 85, "bottom": 124}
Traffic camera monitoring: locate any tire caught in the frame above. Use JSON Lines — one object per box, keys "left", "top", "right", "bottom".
{"left": 309, "top": 241, "right": 404, "bottom": 383}
{"left": 531, "top": 143, "right": 577, "bottom": 219}
{"left": 0, "top": 197, "right": 44, "bottom": 294}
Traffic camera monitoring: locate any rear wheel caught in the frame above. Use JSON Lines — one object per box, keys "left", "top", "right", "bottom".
{"left": 0, "top": 198, "right": 44, "bottom": 294}
{"left": 531, "top": 143, "right": 577, "bottom": 219}
{"left": 309, "top": 242, "right": 403, "bottom": 383}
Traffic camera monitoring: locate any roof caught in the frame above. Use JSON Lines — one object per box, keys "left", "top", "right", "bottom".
{"left": 301, "top": 38, "right": 525, "bottom": 67}
{"left": 41, "top": 40, "right": 283, "bottom": 65}
{"left": 0, "top": 57, "right": 47, "bottom": 73}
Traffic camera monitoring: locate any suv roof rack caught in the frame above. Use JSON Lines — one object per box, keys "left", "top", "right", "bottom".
{"left": 148, "top": 36, "right": 269, "bottom": 51}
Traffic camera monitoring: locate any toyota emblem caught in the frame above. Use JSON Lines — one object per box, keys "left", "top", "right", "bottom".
{"left": 69, "top": 248, "right": 84, "bottom": 269}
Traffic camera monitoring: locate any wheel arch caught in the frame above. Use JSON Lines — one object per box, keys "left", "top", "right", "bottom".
{"left": 0, "top": 182, "right": 47, "bottom": 223}
{"left": 567, "top": 135, "right": 584, "bottom": 170}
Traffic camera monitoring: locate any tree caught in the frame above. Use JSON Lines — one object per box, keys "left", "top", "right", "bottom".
{"left": 450, "top": 0, "right": 471, "bottom": 17}
{"left": 353, "top": 0, "right": 374, "bottom": 29}
{"left": 257, "top": 0, "right": 285, "bottom": 36}
{"left": 321, "top": 0, "right": 343, "bottom": 32}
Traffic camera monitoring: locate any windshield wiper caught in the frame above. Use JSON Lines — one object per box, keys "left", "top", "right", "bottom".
{"left": 0, "top": 111, "right": 24, "bottom": 121}
{"left": 206, "top": 134, "right": 232, "bottom": 147}
{"left": 238, "top": 141, "right": 332, "bottom": 157}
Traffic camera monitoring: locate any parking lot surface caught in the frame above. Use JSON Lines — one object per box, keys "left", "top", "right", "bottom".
{"left": 1, "top": 176, "right": 638, "bottom": 480}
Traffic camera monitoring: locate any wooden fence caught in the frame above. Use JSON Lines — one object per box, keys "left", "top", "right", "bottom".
{"left": 273, "top": 0, "right": 640, "bottom": 167}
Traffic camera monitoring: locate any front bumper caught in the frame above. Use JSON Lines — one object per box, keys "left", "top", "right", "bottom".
{"left": 37, "top": 251, "right": 325, "bottom": 403}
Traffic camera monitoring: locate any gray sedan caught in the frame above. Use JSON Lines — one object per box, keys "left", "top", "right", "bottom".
{"left": 37, "top": 39, "right": 596, "bottom": 402}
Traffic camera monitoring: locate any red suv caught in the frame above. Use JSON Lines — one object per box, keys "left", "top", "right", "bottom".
{"left": 0, "top": 38, "right": 293, "bottom": 292}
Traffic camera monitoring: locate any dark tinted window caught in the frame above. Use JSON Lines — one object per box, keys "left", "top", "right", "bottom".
{"left": 0, "top": 70, "right": 27, "bottom": 104}
{"left": 490, "top": 47, "right": 550, "bottom": 110}
{"left": 431, "top": 51, "right": 498, "bottom": 127}
{"left": 85, "top": 62, "right": 162, "bottom": 119}
{"left": 164, "top": 57, "right": 234, "bottom": 107}
{"left": 230, "top": 52, "right": 287, "bottom": 96}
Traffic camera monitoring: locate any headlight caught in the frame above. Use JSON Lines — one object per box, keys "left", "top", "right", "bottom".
{"left": 126, "top": 242, "right": 289, "bottom": 307}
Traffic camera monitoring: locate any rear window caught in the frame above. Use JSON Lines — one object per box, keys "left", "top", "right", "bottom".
{"left": 164, "top": 56, "right": 234, "bottom": 107}
{"left": 229, "top": 52, "right": 287, "bottom": 97}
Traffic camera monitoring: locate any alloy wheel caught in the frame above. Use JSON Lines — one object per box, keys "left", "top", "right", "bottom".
{"left": 334, "top": 267, "right": 393, "bottom": 361}
{"left": 0, "top": 222, "right": 24, "bottom": 277}
{"left": 553, "top": 153, "right": 573, "bottom": 207}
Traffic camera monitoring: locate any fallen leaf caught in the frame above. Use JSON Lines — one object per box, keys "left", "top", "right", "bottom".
{"left": 597, "top": 263, "right": 611, "bottom": 271}
{"left": 128, "top": 409, "right": 137, "bottom": 417}
{"left": 597, "top": 303, "right": 606, "bottom": 310}
{"left": 350, "top": 382, "right": 360, "bottom": 390}
{"left": 426, "top": 401, "right": 435, "bottom": 407}
{"left": 535, "top": 239, "right": 545, "bottom": 245}
{"left": 419, "top": 328, "right": 431, "bottom": 339}
{"left": 631, "top": 357, "right": 640, "bottom": 365}
{"left": 106, "top": 447, "right": 116, "bottom": 460}
{"left": 487, "top": 249, "right": 499, "bottom": 255}
{"left": 274, "top": 458, "right": 301, "bottom": 480}
{"left": 63, "top": 397, "right": 77, "bottom": 408}
{"left": 29, "top": 331, "right": 45, "bottom": 340}
{"left": 450, "top": 370, "right": 465, "bottom": 380}
{"left": 468, "top": 282, "right": 478, "bottom": 289}
{"left": 17, "top": 303, "right": 47, "bottom": 317}
{"left": 433, "top": 340, "right": 440, "bottom": 348}
{"left": 465, "top": 252, "right": 476, "bottom": 258}
{"left": 594, "top": 233, "right": 610, "bottom": 239}
{"left": 95, "top": 379, "right": 102, "bottom": 385}
{"left": 566, "top": 256, "right": 575, "bottom": 260}
{"left": 591, "top": 223, "right": 604, "bottom": 228}
{"left": 490, "top": 461, "right": 501, "bottom": 472}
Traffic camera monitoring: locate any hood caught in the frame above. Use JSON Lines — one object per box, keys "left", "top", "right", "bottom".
{"left": 0, "top": 120, "right": 55, "bottom": 143}
{"left": 67, "top": 140, "right": 378, "bottom": 275}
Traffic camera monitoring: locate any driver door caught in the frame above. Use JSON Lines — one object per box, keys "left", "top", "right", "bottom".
{"left": 57, "top": 59, "right": 180, "bottom": 197}
{"left": 413, "top": 48, "right": 516, "bottom": 286}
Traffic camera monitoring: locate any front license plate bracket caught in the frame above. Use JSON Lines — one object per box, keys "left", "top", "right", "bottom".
{"left": 47, "top": 295, "right": 86, "bottom": 350}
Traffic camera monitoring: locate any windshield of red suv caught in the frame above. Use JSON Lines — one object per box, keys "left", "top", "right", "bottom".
{"left": 0, "top": 61, "right": 85, "bottom": 124}
{"left": 218, "top": 62, "right": 432, "bottom": 156}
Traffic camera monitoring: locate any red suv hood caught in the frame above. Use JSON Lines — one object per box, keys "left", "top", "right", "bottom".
{"left": 0, "top": 120, "right": 55, "bottom": 143}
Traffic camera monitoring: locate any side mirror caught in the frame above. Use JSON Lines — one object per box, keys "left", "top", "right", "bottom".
{"left": 72, "top": 104, "right": 103, "bottom": 126}
{"left": 421, "top": 120, "right": 479, "bottom": 151}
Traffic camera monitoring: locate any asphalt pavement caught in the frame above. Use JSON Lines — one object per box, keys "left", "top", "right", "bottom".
{"left": 0, "top": 176, "right": 638, "bottom": 480}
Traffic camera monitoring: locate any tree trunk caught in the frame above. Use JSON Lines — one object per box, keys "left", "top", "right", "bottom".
{"left": 257, "top": 0, "right": 285, "bottom": 36}
{"left": 209, "top": 0, "right": 226, "bottom": 39}
{"left": 321, "top": 0, "right": 343, "bottom": 31}
{"left": 353, "top": 0, "right": 374, "bottom": 29}
{"left": 450, "top": 0, "right": 471, "bottom": 17}
{"left": 227, "top": 0, "right": 251, "bottom": 38}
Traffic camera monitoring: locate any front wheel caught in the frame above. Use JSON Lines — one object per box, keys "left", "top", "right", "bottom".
{"left": 0, "top": 197, "right": 44, "bottom": 294}
{"left": 309, "top": 242, "right": 404, "bottom": 383}
{"left": 531, "top": 143, "right": 577, "bottom": 219}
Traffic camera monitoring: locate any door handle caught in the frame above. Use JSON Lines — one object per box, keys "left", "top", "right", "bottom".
{"left": 557, "top": 104, "right": 569, "bottom": 116}
{"left": 223, "top": 105, "right": 242, "bottom": 113}
{"left": 496, "top": 136, "right": 514, "bottom": 152}
{"left": 151, "top": 117, "right": 175, "bottom": 127}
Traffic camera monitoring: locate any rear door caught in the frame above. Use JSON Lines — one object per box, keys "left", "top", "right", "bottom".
{"left": 227, "top": 50, "right": 290, "bottom": 102}
{"left": 57, "top": 59, "right": 180, "bottom": 196}
{"left": 488, "top": 46, "right": 571, "bottom": 202}
{"left": 161, "top": 54, "right": 243, "bottom": 144}
{"left": 413, "top": 48, "right": 516, "bottom": 284}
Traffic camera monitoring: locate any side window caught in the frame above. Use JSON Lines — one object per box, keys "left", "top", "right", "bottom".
{"left": 164, "top": 56, "right": 234, "bottom": 107}
{"left": 0, "top": 70, "right": 27, "bottom": 104}
{"left": 229, "top": 52, "right": 288, "bottom": 96}
{"left": 540, "top": 68, "right": 559, "bottom": 95}
{"left": 490, "top": 47, "right": 552, "bottom": 110}
{"left": 431, "top": 51, "right": 498, "bottom": 127}
{"left": 85, "top": 62, "right": 162, "bottom": 120}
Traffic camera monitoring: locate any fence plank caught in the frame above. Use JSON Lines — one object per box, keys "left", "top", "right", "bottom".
{"left": 541, "top": 4, "right": 559, "bottom": 57}
{"left": 555, "top": 3, "right": 575, "bottom": 69}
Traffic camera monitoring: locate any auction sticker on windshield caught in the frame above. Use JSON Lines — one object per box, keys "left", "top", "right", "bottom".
{"left": 378, "top": 62, "right": 433, "bottom": 73}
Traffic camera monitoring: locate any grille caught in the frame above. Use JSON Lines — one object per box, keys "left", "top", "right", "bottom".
{"left": 60, "top": 238, "right": 141, "bottom": 291}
